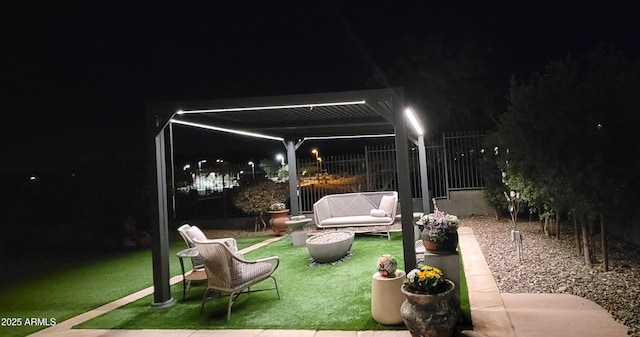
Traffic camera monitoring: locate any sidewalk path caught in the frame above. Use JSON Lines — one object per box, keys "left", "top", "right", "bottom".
{"left": 502, "top": 293, "right": 629, "bottom": 337}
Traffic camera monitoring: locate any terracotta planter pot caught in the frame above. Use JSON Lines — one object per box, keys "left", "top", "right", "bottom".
{"left": 400, "top": 280, "right": 460, "bottom": 337}
{"left": 422, "top": 230, "right": 459, "bottom": 254}
{"left": 269, "top": 210, "right": 289, "bottom": 235}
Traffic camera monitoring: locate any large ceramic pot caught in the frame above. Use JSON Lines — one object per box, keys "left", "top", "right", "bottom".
{"left": 422, "top": 230, "right": 458, "bottom": 254}
{"left": 269, "top": 210, "right": 290, "bottom": 235}
{"left": 306, "top": 231, "right": 355, "bottom": 263}
{"left": 400, "top": 280, "right": 460, "bottom": 337}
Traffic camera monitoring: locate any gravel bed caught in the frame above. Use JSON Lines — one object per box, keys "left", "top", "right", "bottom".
{"left": 465, "top": 216, "right": 640, "bottom": 337}
{"left": 307, "top": 231, "right": 353, "bottom": 243}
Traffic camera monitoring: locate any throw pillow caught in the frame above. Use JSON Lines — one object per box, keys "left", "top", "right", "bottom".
{"left": 378, "top": 194, "right": 396, "bottom": 216}
{"left": 370, "top": 209, "right": 386, "bottom": 217}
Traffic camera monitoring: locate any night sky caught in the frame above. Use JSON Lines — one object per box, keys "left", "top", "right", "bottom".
{"left": 1, "top": 1, "right": 638, "bottom": 173}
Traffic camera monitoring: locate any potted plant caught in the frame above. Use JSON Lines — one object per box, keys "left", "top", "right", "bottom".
{"left": 268, "top": 202, "right": 287, "bottom": 212}
{"left": 400, "top": 265, "right": 460, "bottom": 337}
{"left": 268, "top": 202, "right": 290, "bottom": 235}
{"left": 418, "top": 199, "right": 460, "bottom": 254}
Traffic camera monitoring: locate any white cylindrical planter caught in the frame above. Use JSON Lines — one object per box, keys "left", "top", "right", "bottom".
{"left": 371, "top": 269, "right": 406, "bottom": 325}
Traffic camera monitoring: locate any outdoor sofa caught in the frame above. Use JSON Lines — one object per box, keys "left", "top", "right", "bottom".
{"left": 312, "top": 191, "right": 398, "bottom": 239}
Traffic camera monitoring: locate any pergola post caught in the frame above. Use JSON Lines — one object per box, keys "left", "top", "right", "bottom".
{"left": 285, "top": 140, "right": 300, "bottom": 215}
{"left": 148, "top": 117, "right": 175, "bottom": 308}
{"left": 417, "top": 134, "right": 431, "bottom": 213}
{"left": 393, "top": 98, "right": 417, "bottom": 272}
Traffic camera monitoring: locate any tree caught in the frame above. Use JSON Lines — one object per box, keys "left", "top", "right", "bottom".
{"left": 497, "top": 48, "right": 640, "bottom": 267}
{"left": 232, "top": 179, "right": 289, "bottom": 231}
{"left": 259, "top": 159, "right": 280, "bottom": 180}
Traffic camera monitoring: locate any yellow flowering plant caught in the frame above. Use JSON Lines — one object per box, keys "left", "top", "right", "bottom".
{"left": 405, "top": 265, "right": 447, "bottom": 294}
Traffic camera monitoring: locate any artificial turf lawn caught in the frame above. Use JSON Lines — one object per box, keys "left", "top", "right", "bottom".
{"left": 76, "top": 232, "right": 471, "bottom": 331}
{"left": 0, "top": 232, "right": 470, "bottom": 335}
{"left": 0, "top": 235, "right": 270, "bottom": 337}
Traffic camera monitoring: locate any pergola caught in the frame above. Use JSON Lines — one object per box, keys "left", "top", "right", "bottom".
{"left": 146, "top": 88, "right": 430, "bottom": 307}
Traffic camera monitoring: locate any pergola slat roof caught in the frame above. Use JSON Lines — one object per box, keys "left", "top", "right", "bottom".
{"left": 154, "top": 88, "right": 399, "bottom": 140}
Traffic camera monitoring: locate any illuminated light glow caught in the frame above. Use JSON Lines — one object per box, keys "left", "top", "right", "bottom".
{"left": 405, "top": 108, "right": 423, "bottom": 135}
{"left": 303, "top": 134, "right": 395, "bottom": 141}
{"left": 175, "top": 100, "right": 367, "bottom": 114}
{"left": 170, "top": 119, "right": 285, "bottom": 141}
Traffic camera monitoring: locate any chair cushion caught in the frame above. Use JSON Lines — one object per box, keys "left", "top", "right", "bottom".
{"left": 232, "top": 261, "right": 273, "bottom": 285}
{"left": 186, "top": 226, "right": 207, "bottom": 242}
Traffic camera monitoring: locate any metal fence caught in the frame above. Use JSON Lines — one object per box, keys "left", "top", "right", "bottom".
{"left": 293, "top": 130, "right": 487, "bottom": 212}
{"left": 443, "top": 130, "right": 487, "bottom": 190}
{"left": 173, "top": 131, "right": 487, "bottom": 217}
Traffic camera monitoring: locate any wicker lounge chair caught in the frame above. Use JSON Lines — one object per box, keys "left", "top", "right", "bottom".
{"left": 177, "top": 224, "right": 239, "bottom": 299}
{"left": 193, "top": 238, "right": 280, "bottom": 320}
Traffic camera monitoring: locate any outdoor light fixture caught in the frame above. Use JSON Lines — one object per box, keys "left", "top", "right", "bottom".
{"left": 248, "top": 161, "right": 255, "bottom": 179}
{"left": 303, "top": 134, "right": 395, "bottom": 141}
{"left": 183, "top": 164, "right": 190, "bottom": 171}
{"left": 405, "top": 108, "right": 424, "bottom": 135}
{"left": 170, "top": 119, "right": 284, "bottom": 142}
{"left": 198, "top": 160, "right": 207, "bottom": 169}
{"left": 175, "top": 100, "right": 366, "bottom": 114}
{"left": 276, "top": 154, "right": 285, "bottom": 166}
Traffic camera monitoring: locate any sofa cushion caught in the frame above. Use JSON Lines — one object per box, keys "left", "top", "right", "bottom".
{"left": 320, "top": 215, "right": 392, "bottom": 227}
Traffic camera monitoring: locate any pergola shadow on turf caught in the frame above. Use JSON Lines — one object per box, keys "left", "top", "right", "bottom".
{"left": 146, "top": 88, "right": 431, "bottom": 307}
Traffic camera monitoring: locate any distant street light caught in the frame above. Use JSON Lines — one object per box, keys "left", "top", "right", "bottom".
{"left": 312, "top": 149, "right": 321, "bottom": 182}
{"left": 183, "top": 164, "right": 190, "bottom": 171}
{"left": 248, "top": 161, "right": 255, "bottom": 179}
{"left": 276, "top": 154, "right": 285, "bottom": 166}
{"left": 198, "top": 160, "right": 207, "bottom": 170}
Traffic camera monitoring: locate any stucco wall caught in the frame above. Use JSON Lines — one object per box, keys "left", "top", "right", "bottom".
{"left": 432, "top": 189, "right": 494, "bottom": 217}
